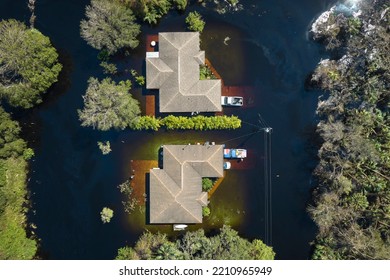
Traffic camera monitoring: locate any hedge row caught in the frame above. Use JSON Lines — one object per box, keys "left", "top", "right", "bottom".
{"left": 131, "top": 115, "right": 241, "bottom": 131}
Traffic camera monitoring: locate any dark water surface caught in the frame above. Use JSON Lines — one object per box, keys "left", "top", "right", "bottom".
{"left": 0, "top": 0, "right": 335, "bottom": 259}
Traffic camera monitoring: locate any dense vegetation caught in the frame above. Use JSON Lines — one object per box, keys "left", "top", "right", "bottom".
{"left": 116, "top": 225, "right": 275, "bottom": 260}
{"left": 309, "top": 0, "right": 390, "bottom": 259}
{"left": 132, "top": 115, "right": 241, "bottom": 131}
{"left": 0, "top": 108, "right": 37, "bottom": 259}
{"left": 0, "top": 19, "right": 62, "bottom": 108}
{"left": 78, "top": 77, "right": 141, "bottom": 131}
{"left": 80, "top": 0, "right": 141, "bottom": 55}
{"left": 117, "top": 0, "right": 188, "bottom": 24}
{"left": 185, "top": 11, "right": 205, "bottom": 32}
{"left": 200, "top": 64, "right": 217, "bottom": 80}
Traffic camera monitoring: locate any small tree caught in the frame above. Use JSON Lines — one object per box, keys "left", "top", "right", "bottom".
{"left": 22, "top": 148, "right": 35, "bottom": 160}
{"left": 202, "top": 178, "right": 214, "bottom": 192}
{"left": 100, "top": 62, "right": 117, "bottom": 75}
{"left": 97, "top": 141, "right": 111, "bottom": 155}
{"left": 78, "top": 77, "right": 141, "bottom": 131}
{"left": 173, "top": 0, "right": 187, "bottom": 11}
{"left": 100, "top": 207, "right": 114, "bottom": 223}
{"left": 185, "top": 12, "right": 205, "bottom": 33}
{"left": 202, "top": 206, "right": 211, "bottom": 217}
{"left": 80, "top": 0, "right": 140, "bottom": 54}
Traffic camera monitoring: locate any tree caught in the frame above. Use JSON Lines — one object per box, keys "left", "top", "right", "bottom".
{"left": 0, "top": 19, "right": 62, "bottom": 108}
{"left": 80, "top": 0, "right": 141, "bottom": 54}
{"left": 202, "top": 178, "right": 214, "bottom": 192}
{"left": 116, "top": 225, "right": 275, "bottom": 260}
{"left": 100, "top": 207, "right": 114, "bottom": 223}
{"left": 185, "top": 12, "right": 205, "bottom": 33}
{"left": 155, "top": 242, "right": 183, "bottom": 260}
{"left": 118, "top": 0, "right": 172, "bottom": 24}
{"left": 173, "top": 0, "right": 187, "bottom": 10}
{"left": 78, "top": 77, "right": 141, "bottom": 131}
{"left": 97, "top": 141, "right": 111, "bottom": 155}
{"left": 0, "top": 107, "right": 37, "bottom": 259}
{"left": 309, "top": 0, "right": 390, "bottom": 260}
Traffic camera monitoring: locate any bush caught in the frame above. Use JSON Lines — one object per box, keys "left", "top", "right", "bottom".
{"left": 185, "top": 12, "right": 205, "bottom": 33}
{"left": 131, "top": 115, "right": 241, "bottom": 131}
{"left": 100, "top": 207, "right": 114, "bottom": 223}
{"left": 100, "top": 62, "right": 117, "bottom": 75}
{"left": 202, "top": 206, "right": 211, "bottom": 217}
{"left": 200, "top": 65, "right": 217, "bottom": 80}
{"left": 202, "top": 178, "right": 214, "bottom": 192}
{"left": 97, "top": 141, "right": 111, "bottom": 155}
{"left": 173, "top": 0, "right": 187, "bottom": 10}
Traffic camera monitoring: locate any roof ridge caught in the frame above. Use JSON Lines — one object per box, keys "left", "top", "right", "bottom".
{"left": 160, "top": 33, "right": 180, "bottom": 51}
{"left": 152, "top": 170, "right": 180, "bottom": 197}
{"left": 178, "top": 32, "right": 198, "bottom": 50}
{"left": 205, "top": 146, "right": 224, "bottom": 176}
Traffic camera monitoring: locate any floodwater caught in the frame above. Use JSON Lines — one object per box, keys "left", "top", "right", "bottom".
{"left": 0, "top": 0, "right": 336, "bottom": 259}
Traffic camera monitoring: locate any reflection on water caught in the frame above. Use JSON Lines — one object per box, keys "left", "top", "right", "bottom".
{"left": 0, "top": 0, "right": 336, "bottom": 259}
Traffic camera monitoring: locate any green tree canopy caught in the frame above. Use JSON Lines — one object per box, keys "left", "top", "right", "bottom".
{"left": 80, "top": 0, "right": 141, "bottom": 54}
{"left": 185, "top": 11, "right": 205, "bottom": 33}
{"left": 0, "top": 107, "right": 37, "bottom": 259}
{"left": 78, "top": 77, "right": 141, "bottom": 131}
{"left": 0, "top": 19, "right": 62, "bottom": 108}
{"left": 100, "top": 207, "right": 114, "bottom": 223}
{"left": 118, "top": 0, "right": 172, "bottom": 25}
{"left": 116, "top": 225, "right": 275, "bottom": 260}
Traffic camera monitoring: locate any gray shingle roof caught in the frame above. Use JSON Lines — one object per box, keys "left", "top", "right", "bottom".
{"left": 146, "top": 32, "right": 222, "bottom": 113}
{"left": 149, "top": 144, "right": 224, "bottom": 224}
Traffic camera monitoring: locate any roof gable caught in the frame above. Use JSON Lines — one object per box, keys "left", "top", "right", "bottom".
{"left": 146, "top": 32, "right": 222, "bottom": 112}
{"left": 149, "top": 145, "right": 224, "bottom": 224}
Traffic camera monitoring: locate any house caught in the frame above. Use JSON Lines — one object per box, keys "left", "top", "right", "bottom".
{"left": 146, "top": 32, "right": 222, "bottom": 113}
{"left": 149, "top": 144, "right": 224, "bottom": 224}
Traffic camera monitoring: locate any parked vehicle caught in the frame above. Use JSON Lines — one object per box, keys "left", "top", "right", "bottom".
{"left": 224, "top": 148, "right": 247, "bottom": 159}
{"left": 223, "top": 162, "right": 231, "bottom": 169}
{"left": 221, "top": 96, "right": 243, "bottom": 106}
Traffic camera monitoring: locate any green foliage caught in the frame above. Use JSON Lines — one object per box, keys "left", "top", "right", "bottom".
{"left": 116, "top": 246, "right": 138, "bottom": 260}
{"left": 130, "top": 69, "right": 145, "bottom": 86}
{"left": 0, "top": 107, "right": 37, "bottom": 259}
{"left": 100, "top": 207, "right": 114, "bottom": 223}
{"left": 202, "top": 178, "right": 214, "bottom": 192}
{"left": 347, "top": 17, "right": 362, "bottom": 36}
{"left": 80, "top": 0, "right": 141, "bottom": 54}
{"left": 118, "top": 0, "right": 172, "bottom": 25}
{"left": 309, "top": 1, "right": 390, "bottom": 260}
{"left": 0, "top": 19, "right": 62, "bottom": 108}
{"left": 116, "top": 225, "right": 275, "bottom": 260}
{"left": 185, "top": 12, "right": 205, "bottom": 33}
{"left": 200, "top": 65, "right": 217, "bottom": 80}
{"left": 173, "top": 0, "right": 187, "bottom": 10}
{"left": 132, "top": 115, "right": 241, "bottom": 131}
{"left": 78, "top": 77, "right": 141, "bottom": 131}
{"left": 22, "top": 148, "right": 35, "bottom": 160}
{"left": 131, "top": 116, "right": 161, "bottom": 131}
{"left": 202, "top": 206, "right": 210, "bottom": 217}
{"left": 100, "top": 62, "right": 117, "bottom": 75}
{"left": 97, "top": 141, "right": 111, "bottom": 155}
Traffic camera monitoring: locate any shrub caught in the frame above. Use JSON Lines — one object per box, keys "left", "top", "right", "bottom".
{"left": 202, "top": 178, "right": 214, "bottom": 192}
{"left": 202, "top": 206, "right": 211, "bottom": 217}
{"left": 185, "top": 12, "right": 205, "bottom": 33}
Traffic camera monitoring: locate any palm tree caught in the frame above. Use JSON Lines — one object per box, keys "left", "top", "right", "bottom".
{"left": 154, "top": 243, "right": 183, "bottom": 260}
